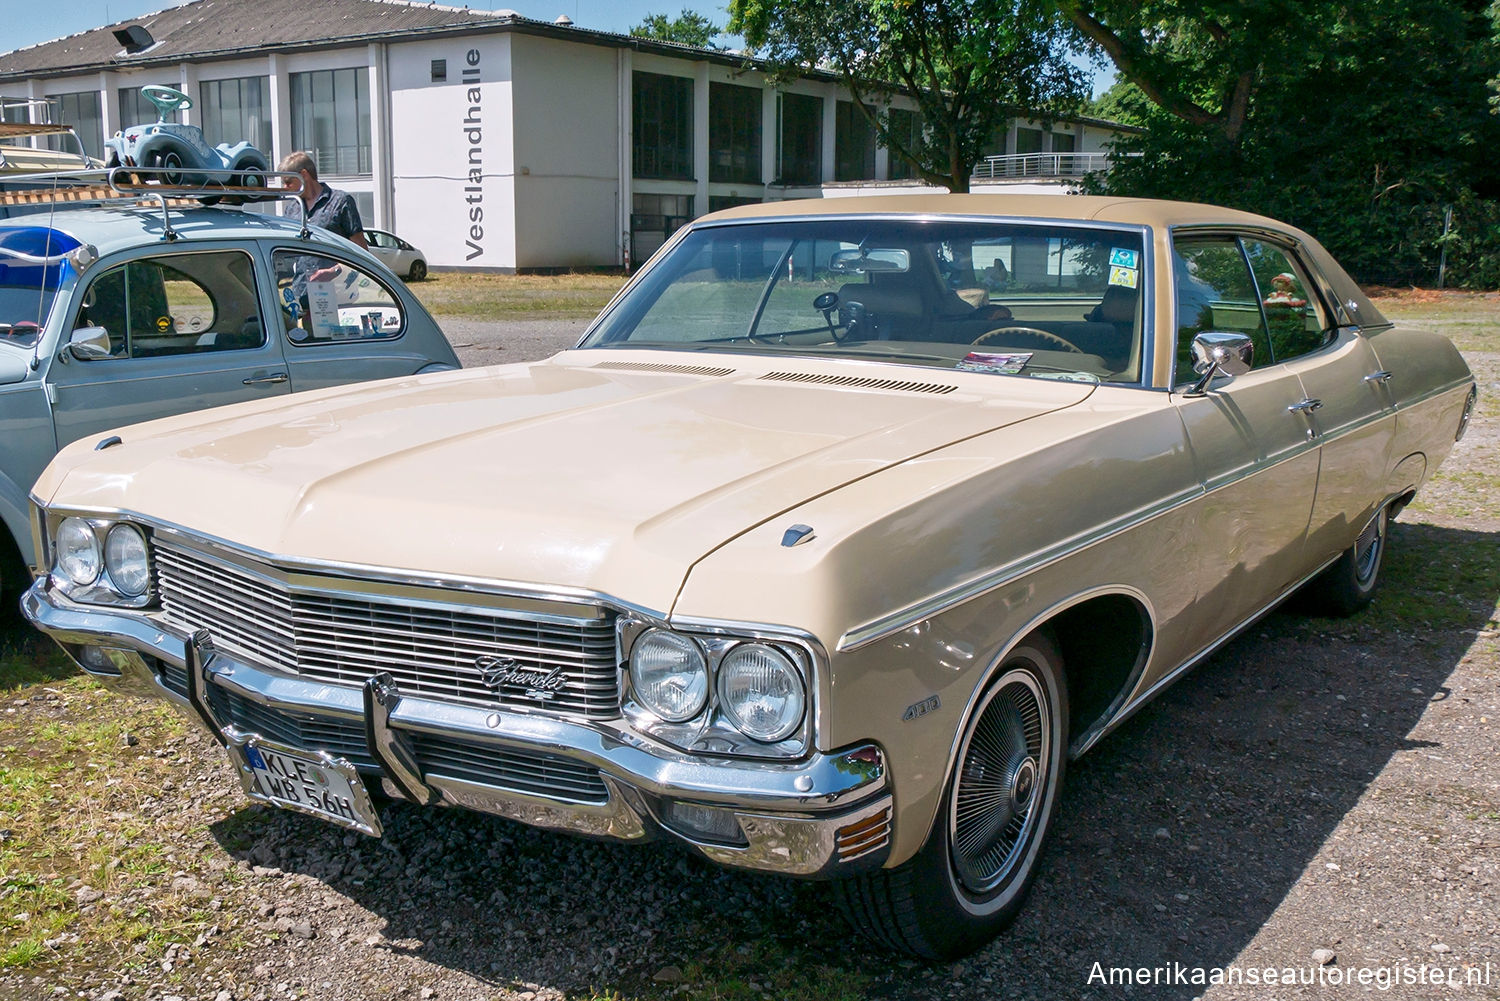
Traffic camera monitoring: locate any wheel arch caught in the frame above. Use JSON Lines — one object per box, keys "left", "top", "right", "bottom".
{"left": 935, "top": 586, "right": 1155, "bottom": 800}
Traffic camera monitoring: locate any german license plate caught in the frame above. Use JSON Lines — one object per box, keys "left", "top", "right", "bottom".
{"left": 234, "top": 739, "right": 382, "bottom": 837}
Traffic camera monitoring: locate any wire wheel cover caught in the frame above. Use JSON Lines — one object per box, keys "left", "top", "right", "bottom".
{"left": 949, "top": 669, "right": 1050, "bottom": 894}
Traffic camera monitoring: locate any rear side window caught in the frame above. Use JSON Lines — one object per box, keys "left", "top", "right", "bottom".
{"left": 75, "top": 250, "right": 265, "bottom": 358}
{"left": 273, "top": 250, "right": 405, "bottom": 344}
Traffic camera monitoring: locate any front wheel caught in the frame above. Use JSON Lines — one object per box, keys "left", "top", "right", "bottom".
{"left": 1301, "top": 505, "right": 1388, "bottom": 616}
{"left": 835, "top": 633, "right": 1069, "bottom": 959}
{"left": 408, "top": 260, "right": 427, "bottom": 281}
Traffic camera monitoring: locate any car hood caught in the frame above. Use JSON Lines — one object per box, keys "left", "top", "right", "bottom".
{"left": 36, "top": 350, "right": 1094, "bottom": 614}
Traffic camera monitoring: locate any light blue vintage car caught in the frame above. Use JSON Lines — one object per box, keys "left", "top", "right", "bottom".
{"left": 0, "top": 198, "right": 460, "bottom": 600}
{"left": 103, "top": 85, "right": 268, "bottom": 189}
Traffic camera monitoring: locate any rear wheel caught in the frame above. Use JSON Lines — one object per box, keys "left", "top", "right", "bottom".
{"left": 834, "top": 633, "right": 1068, "bottom": 959}
{"left": 148, "top": 149, "right": 184, "bottom": 185}
{"left": 1302, "top": 505, "right": 1388, "bottom": 616}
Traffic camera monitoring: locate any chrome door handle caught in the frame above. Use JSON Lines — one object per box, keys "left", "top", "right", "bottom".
{"left": 1287, "top": 398, "right": 1323, "bottom": 414}
{"left": 1364, "top": 370, "right": 1394, "bottom": 384}
{"left": 243, "top": 372, "right": 289, "bottom": 386}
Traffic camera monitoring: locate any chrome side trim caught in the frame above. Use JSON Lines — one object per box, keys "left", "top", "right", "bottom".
{"left": 837, "top": 487, "right": 1199, "bottom": 652}
{"left": 1071, "top": 552, "right": 1342, "bottom": 756}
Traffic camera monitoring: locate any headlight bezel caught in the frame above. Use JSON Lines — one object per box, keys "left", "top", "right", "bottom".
{"left": 622, "top": 618, "right": 816, "bottom": 760}
{"left": 44, "top": 511, "right": 155, "bottom": 608}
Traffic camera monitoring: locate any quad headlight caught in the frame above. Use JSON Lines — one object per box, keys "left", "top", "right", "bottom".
{"left": 48, "top": 515, "right": 153, "bottom": 606}
{"left": 104, "top": 524, "right": 151, "bottom": 597}
{"left": 717, "top": 643, "right": 805, "bottom": 743}
{"left": 630, "top": 629, "right": 710, "bottom": 723}
{"left": 626, "top": 624, "right": 811, "bottom": 755}
{"left": 55, "top": 517, "right": 102, "bottom": 586}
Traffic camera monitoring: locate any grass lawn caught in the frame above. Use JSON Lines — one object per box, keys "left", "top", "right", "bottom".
{"left": 406, "top": 271, "right": 627, "bottom": 322}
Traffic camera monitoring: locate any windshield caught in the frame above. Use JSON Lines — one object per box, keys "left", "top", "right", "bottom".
{"left": 582, "top": 219, "right": 1149, "bottom": 384}
{"left": 0, "top": 226, "right": 79, "bottom": 349}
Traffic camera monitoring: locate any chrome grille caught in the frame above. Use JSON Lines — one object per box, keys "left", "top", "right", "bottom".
{"left": 206, "top": 690, "right": 607, "bottom": 803}
{"left": 156, "top": 541, "right": 621, "bottom": 719}
{"left": 209, "top": 688, "right": 375, "bottom": 768}
{"left": 411, "top": 732, "right": 608, "bottom": 803}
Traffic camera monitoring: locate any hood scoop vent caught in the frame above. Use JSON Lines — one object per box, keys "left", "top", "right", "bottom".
{"left": 592, "top": 361, "right": 735, "bottom": 377}
{"left": 757, "top": 371, "right": 958, "bottom": 395}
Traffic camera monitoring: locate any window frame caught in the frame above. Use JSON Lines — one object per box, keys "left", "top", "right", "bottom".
{"left": 1168, "top": 226, "right": 1337, "bottom": 385}
{"left": 271, "top": 247, "right": 409, "bottom": 346}
{"left": 72, "top": 247, "right": 268, "bottom": 360}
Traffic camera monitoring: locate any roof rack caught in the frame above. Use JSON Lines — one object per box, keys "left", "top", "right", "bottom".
{"left": 0, "top": 167, "right": 309, "bottom": 241}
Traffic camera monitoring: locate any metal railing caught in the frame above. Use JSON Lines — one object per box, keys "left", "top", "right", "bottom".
{"left": 972, "top": 151, "right": 1110, "bottom": 180}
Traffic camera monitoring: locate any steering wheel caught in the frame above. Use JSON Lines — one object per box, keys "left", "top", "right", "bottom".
{"left": 141, "top": 85, "right": 194, "bottom": 121}
{"left": 972, "top": 326, "right": 1083, "bottom": 354}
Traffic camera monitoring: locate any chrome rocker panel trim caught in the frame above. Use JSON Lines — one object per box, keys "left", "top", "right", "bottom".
{"left": 24, "top": 582, "right": 892, "bottom": 878}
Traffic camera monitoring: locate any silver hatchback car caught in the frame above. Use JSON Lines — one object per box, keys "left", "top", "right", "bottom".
{"left": 0, "top": 193, "right": 460, "bottom": 600}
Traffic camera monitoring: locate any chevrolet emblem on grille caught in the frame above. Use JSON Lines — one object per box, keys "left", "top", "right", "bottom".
{"left": 475, "top": 655, "right": 566, "bottom": 702}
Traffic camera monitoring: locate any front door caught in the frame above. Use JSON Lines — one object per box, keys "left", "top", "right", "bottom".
{"left": 1170, "top": 235, "right": 1323, "bottom": 645}
{"left": 48, "top": 246, "right": 291, "bottom": 448}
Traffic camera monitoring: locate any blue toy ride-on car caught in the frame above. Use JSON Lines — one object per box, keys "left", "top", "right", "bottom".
{"left": 103, "top": 85, "right": 269, "bottom": 195}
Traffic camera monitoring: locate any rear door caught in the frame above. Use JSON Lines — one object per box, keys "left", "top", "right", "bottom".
{"left": 1237, "top": 238, "right": 1394, "bottom": 565}
{"left": 47, "top": 244, "right": 291, "bottom": 448}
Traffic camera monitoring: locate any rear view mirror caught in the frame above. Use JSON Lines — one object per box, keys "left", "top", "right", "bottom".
{"left": 1185, "top": 330, "right": 1253, "bottom": 395}
{"left": 67, "top": 326, "right": 113, "bottom": 360}
{"left": 830, "top": 248, "right": 910, "bottom": 274}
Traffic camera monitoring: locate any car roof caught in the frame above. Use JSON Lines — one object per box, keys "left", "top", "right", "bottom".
{"left": 702, "top": 193, "right": 1300, "bottom": 232}
{"left": 0, "top": 203, "right": 329, "bottom": 258}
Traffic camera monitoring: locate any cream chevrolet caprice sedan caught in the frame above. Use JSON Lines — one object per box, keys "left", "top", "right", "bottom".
{"left": 23, "top": 196, "right": 1476, "bottom": 958}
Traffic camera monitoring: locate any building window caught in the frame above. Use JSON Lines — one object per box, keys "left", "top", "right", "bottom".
{"left": 47, "top": 91, "right": 103, "bottom": 160}
{"left": 630, "top": 192, "right": 694, "bottom": 263}
{"left": 117, "top": 86, "right": 183, "bottom": 129}
{"left": 633, "top": 72, "right": 693, "bottom": 181}
{"left": 886, "top": 108, "right": 921, "bottom": 180}
{"left": 708, "top": 82, "right": 760, "bottom": 184}
{"left": 1015, "top": 127, "right": 1044, "bottom": 155}
{"left": 431, "top": 59, "right": 447, "bottom": 83}
{"left": 289, "top": 67, "right": 371, "bottom": 177}
{"left": 835, "top": 101, "right": 876, "bottom": 181}
{"left": 776, "top": 92, "right": 820, "bottom": 186}
{"left": 200, "top": 77, "right": 272, "bottom": 154}
{"left": 1052, "top": 131, "right": 1076, "bottom": 153}
{"left": 707, "top": 195, "right": 760, "bottom": 213}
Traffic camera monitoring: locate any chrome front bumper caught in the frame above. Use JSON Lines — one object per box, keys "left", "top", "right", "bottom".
{"left": 23, "top": 582, "right": 893, "bottom": 877}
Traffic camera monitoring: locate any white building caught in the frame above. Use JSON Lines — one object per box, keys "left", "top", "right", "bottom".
{"left": 0, "top": 0, "right": 1134, "bottom": 271}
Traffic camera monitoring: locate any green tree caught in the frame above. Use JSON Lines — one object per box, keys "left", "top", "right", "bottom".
{"left": 730, "top": 0, "right": 1088, "bottom": 191}
{"left": 1088, "top": 0, "right": 1500, "bottom": 286}
{"left": 630, "top": 9, "right": 724, "bottom": 49}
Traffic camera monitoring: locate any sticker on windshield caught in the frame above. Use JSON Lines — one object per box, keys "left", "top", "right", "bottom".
{"left": 958, "top": 351, "right": 1032, "bottom": 375}
{"left": 1109, "top": 247, "right": 1139, "bottom": 269}
{"left": 1108, "top": 265, "right": 1139, "bottom": 289}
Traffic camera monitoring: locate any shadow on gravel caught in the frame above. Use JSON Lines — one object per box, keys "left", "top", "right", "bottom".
{"left": 207, "top": 521, "right": 1500, "bottom": 1001}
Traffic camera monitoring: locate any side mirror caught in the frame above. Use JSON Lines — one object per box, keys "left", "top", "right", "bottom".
{"left": 1185, "top": 330, "right": 1253, "bottom": 395}
{"left": 67, "top": 326, "right": 114, "bottom": 361}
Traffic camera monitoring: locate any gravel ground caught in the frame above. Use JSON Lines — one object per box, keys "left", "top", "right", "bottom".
{"left": 436, "top": 316, "right": 589, "bottom": 368}
{"left": 3, "top": 314, "right": 1496, "bottom": 1001}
